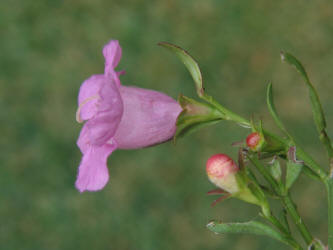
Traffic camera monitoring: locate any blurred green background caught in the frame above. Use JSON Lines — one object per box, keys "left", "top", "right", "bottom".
{"left": 1, "top": 0, "right": 333, "bottom": 249}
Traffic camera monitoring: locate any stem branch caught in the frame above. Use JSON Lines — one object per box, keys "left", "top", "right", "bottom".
{"left": 264, "top": 214, "right": 303, "bottom": 250}
{"left": 249, "top": 155, "right": 314, "bottom": 246}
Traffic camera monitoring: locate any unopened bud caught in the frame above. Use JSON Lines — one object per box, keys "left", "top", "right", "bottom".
{"left": 246, "top": 132, "right": 265, "bottom": 152}
{"left": 206, "top": 154, "right": 239, "bottom": 194}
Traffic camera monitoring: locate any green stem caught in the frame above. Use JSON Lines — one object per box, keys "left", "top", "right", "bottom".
{"left": 266, "top": 214, "right": 289, "bottom": 234}
{"left": 249, "top": 156, "right": 314, "bottom": 246}
{"left": 248, "top": 156, "right": 281, "bottom": 193}
{"left": 202, "top": 94, "right": 250, "bottom": 126}
{"left": 295, "top": 147, "right": 327, "bottom": 181}
{"left": 319, "top": 130, "right": 333, "bottom": 162}
{"left": 282, "top": 194, "right": 313, "bottom": 246}
{"left": 326, "top": 179, "right": 333, "bottom": 250}
{"left": 265, "top": 214, "right": 303, "bottom": 249}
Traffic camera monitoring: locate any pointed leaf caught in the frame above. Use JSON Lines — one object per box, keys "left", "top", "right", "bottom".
{"left": 207, "top": 220, "right": 296, "bottom": 247}
{"left": 174, "top": 118, "right": 221, "bottom": 142}
{"left": 281, "top": 52, "right": 333, "bottom": 160}
{"left": 280, "top": 51, "right": 309, "bottom": 82}
{"left": 158, "top": 42, "right": 204, "bottom": 97}
{"left": 266, "top": 83, "right": 290, "bottom": 137}
{"left": 281, "top": 51, "right": 326, "bottom": 132}
{"left": 285, "top": 161, "right": 303, "bottom": 190}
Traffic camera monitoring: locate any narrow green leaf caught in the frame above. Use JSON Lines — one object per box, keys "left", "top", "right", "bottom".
{"left": 282, "top": 52, "right": 333, "bottom": 161}
{"left": 266, "top": 83, "right": 290, "bottom": 137}
{"left": 207, "top": 220, "right": 296, "bottom": 247}
{"left": 158, "top": 42, "right": 204, "bottom": 97}
{"left": 285, "top": 161, "right": 303, "bottom": 190}
{"left": 280, "top": 51, "right": 326, "bottom": 133}
{"left": 280, "top": 51, "right": 310, "bottom": 82}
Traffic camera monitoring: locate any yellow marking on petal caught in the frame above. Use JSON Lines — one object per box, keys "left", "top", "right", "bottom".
{"left": 76, "top": 95, "right": 100, "bottom": 123}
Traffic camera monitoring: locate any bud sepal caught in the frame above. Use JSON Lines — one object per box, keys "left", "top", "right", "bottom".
{"left": 245, "top": 120, "right": 285, "bottom": 153}
{"left": 174, "top": 94, "right": 224, "bottom": 141}
{"left": 246, "top": 132, "right": 266, "bottom": 152}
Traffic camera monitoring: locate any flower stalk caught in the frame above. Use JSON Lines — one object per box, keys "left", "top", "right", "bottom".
{"left": 248, "top": 155, "right": 315, "bottom": 247}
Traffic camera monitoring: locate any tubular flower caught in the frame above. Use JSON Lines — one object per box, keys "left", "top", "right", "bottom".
{"left": 75, "top": 40, "right": 182, "bottom": 192}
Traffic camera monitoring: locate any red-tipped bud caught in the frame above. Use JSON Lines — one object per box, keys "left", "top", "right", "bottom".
{"left": 206, "top": 154, "right": 239, "bottom": 194}
{"left": 246, "top": 132, "right": 265, "bottom": 151}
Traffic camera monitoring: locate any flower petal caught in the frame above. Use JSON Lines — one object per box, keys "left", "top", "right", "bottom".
{"left": 86, "top": 77, "right": 124, "bottom": 146}
{"left": 77, "top": 123, "right": 90, "bottom": 154}
{"left": 114, "top": 86, "right": 182, "bottom": 149}
{"left": 103, "top": 40, "right": 122, "bottom": 86}
{"left": 77, "top": 75, "right": 105, "bottom": 122}
{"left": 75, "top": 143, "right": 117, "bottom": 192}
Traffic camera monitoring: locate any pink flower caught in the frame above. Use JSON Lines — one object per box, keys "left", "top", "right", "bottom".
{"left": 75, "top": 40, "right": 182, "bottom": 192}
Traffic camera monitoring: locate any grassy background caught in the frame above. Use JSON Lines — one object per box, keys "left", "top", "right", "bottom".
{"left": 1, "top": 0, "right": 333, "bottom": 249}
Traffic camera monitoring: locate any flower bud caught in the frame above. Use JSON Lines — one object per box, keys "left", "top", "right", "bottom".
{"left": 206, "top": 154, "right": 239, "bottom": 194}
{"left": 246, "top": 132, "right": 265, "bottom": 152}
{"left": 206, "top": 153, "right": 269, "bottom": 210}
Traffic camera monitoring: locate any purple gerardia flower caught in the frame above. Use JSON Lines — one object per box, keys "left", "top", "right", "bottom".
{"left": 75, "top": 40, "right": 182, "bottom": 192}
